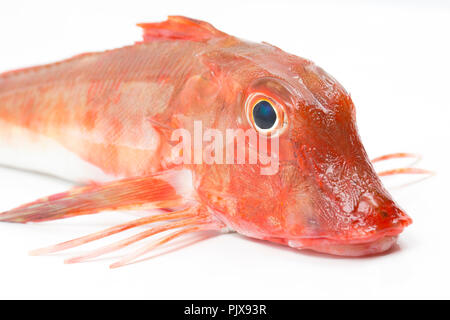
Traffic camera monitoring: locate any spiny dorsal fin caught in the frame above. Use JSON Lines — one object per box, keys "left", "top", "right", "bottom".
{"left": 137, "top": 16, "right": 228, "bottom": 42}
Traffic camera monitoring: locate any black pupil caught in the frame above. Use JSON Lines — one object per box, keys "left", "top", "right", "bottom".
{"left": 253, "top": 100, "right": 277, "bottom": 129}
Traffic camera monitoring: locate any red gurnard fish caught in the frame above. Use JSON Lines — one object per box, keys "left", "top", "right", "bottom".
{"left": 0, "top": 16, "right": 427, "bottom": 267}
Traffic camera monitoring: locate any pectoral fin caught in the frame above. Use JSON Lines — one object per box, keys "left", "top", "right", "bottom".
{"left": 0, "top": 169, "right": 192, "bottom": 223}
{"left": 0, "top": 169, "right": 225, "bottom": 268}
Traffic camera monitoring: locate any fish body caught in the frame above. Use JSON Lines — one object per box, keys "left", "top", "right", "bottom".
{"left": 0, "top": 16, "right": 413, "bottom": 266}
{"left": 0, "top": 29, "right": 207, "bottom": 181}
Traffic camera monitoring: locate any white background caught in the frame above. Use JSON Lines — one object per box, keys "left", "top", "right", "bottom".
{"left": 0, "top": 0, "right": 449, "bottom": 299}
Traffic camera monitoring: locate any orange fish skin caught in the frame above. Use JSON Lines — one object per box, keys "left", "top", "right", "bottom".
{"left": 0, "top": 38, "right": 212, "bottom": 178}
{"left": 191, "top": 55, "right": 412, "bottom": 255}
{"left": 0, "top": 16, "right": 412, "bottom": 257}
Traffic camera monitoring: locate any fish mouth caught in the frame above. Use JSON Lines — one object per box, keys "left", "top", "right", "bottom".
{"left": 287, "top": 227, "right": 405, "bottom": 257}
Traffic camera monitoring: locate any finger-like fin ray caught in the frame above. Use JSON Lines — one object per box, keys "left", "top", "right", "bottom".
{"left": 371, "top": 152, "right": 421, "bottom": 163}
{"left": 29, "top": 204, "right": 224, "bottom": 267}
{"left": 372, "top": 152, "right": 433, "bottom": 177}
{"left": 110, "top": 223, "right": 221, "bottom": 269}
{"left": 66, "top": 216, "right": 213, "bottom": 265}
{"left": 377, "top": 167, "right": 434, "bottom": 177}
{"left": 29, "top": 208, "right": 198, "bottom": 255}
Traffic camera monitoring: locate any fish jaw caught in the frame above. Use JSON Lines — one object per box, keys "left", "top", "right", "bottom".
{"left": 279, "top": 190, "right": 413, "bottom": 256}
{"left": 288, "top": 234, "right": 401, "bottom": 257}
{"left": 283, "top": 215, "right": 411, "bottom": 256}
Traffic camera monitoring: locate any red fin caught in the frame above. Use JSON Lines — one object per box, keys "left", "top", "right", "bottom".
{"left": 0, "top": 170, "right": 191, "bottom": 223}
{"left": 109, "top": 223, "right": 220, "bottom": 268}
{"left": 137, "top": 16, "right": 227, "bottom": 42}
{"left": 29, "top": 205, "right": 224, "bottom": 268}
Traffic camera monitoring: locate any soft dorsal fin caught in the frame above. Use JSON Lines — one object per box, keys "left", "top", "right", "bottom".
{"left": 137, "top": 16, "right": 228, "bottom": 42}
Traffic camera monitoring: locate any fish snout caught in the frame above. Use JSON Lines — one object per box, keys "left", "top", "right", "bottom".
{"left": 285, "top": 192, "right": 412, "bottom": 257}
{"left": 349, "top": 192, "right": 412, "bottom": 239}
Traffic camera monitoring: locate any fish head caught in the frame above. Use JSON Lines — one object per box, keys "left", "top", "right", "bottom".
{"left": 191, "top": 42, "right": 412, "bottom": 256}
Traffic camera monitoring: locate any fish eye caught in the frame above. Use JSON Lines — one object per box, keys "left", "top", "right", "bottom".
{"left": 245, "top": 92, "right": 287, "bottom": 136}
{"left": 252, "top": 100, "right": 277, "bottom": 130}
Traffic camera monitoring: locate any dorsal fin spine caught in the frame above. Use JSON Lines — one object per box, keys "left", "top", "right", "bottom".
{"left": 137, "top": 16, "right": 227, "bottom": 42}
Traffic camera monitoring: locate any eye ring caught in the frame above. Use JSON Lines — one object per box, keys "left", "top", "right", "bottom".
{"left": 245, "top": 93, "right": 287, "bottom": 136}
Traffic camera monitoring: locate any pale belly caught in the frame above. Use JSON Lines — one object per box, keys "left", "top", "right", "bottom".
{"left": 0, "top": 119, "right": 119, "bottom": 183}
